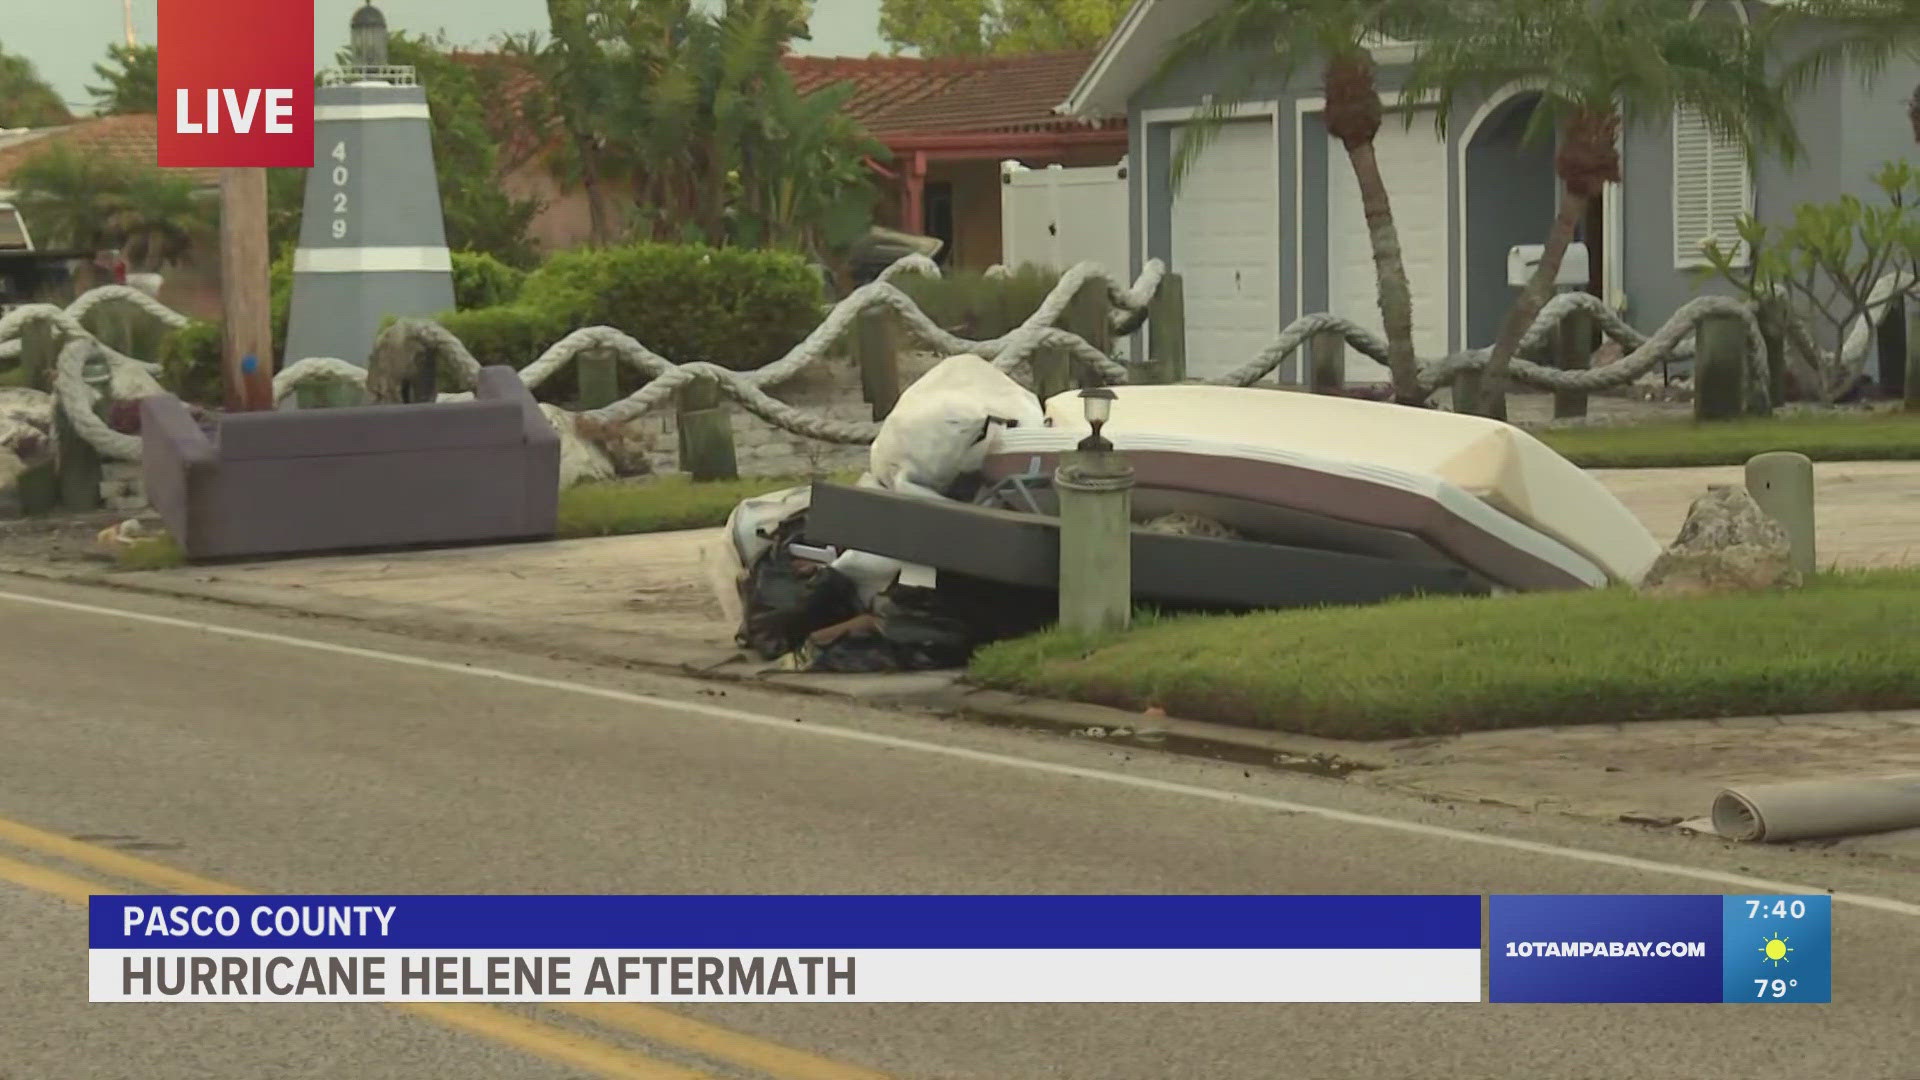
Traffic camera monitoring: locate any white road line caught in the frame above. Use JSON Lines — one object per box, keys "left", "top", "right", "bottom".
{"left": 6, "top": 587, "right": 1917, "bottom": 918}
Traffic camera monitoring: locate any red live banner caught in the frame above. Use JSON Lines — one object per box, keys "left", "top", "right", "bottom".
{"left": 157, "top": 0, "right": 314, "bottom": 168}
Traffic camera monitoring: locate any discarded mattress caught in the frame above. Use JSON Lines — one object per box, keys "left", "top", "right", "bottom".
{"left": 1025, "top": 385, "right": 1661, "bottom": 586}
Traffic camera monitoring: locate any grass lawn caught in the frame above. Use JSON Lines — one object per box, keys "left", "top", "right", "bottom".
{"left": 968, "top": 570, "right": 1920, "bottom": 740}
{"left": 556, "top": 474, "right": 843, "bottom": 538}
{"left": 1536, "top": 410, "right": 1920, "bottom": 468}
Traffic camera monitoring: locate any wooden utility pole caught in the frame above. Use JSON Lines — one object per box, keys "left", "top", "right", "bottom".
{"left": 219, "top": 168, "right": 274, "bottom": 411}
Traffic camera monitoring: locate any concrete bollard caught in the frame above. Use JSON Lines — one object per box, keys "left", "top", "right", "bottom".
{"left": 1143, "top": 271, "right": 1185, "bottom": 384}
{"left": 1451, "top": 368, "right": 1484, "bottom": 415}
{"left": 854, "top": 306, "right": 901, "bottom": 420}
{"left": 1055, "top": 448, "right": 1134, "bottom": 634}
{"left": 1745, "top": 451, "right": 1815, "bottom": 577}
{"left": 675, "top": 375, "right": 739, "bottom": 482}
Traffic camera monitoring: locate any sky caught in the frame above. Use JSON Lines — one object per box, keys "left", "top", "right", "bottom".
{"left": 6, "top": 0, "right": 890, "bottom": 114}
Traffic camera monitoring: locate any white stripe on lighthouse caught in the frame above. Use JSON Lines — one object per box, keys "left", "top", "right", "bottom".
{"left": 293, "top": 246, "right": 454, "bottom": 273}
{"left": 313, "top": 103, "right": 432, "bottom": 122}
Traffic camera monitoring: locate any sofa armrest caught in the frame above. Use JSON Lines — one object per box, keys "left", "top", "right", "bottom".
{"left": 475, "top": 365, "right": 558, "bottom": 448}
{"left": 139, "top": 394, "right": 216, "bottom": 468}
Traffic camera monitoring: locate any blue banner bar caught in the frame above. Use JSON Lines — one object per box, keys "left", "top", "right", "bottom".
{"left": 90, "top": 894, "right": 1482, "bottom": 950}
{"left": 1490, "top": 894, "right": 1833, "bottom": 1003}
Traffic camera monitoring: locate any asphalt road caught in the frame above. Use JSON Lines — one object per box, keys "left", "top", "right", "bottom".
{"left": 1, "top": 576, "right": 1916, "bottom": 1080}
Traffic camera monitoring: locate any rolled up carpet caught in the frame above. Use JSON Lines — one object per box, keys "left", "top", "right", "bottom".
{"left": 1711, "top": 775, "right": 1920, "bottom": 843}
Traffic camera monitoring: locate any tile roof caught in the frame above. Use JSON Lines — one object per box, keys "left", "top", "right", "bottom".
{"left": 0, "top": 114, "right": 220, "bottom": 188}
{"left": 782, "top": 52, "right": 1120, "bottom": 138}
{"left": 455, "top": 50, "right": 1121, "bottom": 159}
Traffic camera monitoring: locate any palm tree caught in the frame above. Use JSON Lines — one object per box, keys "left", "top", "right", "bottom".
{"left": 9, "top": 145, "right": 129, "bottom": 252}
{"left": 87, "top": 43, "right": 159, "bottom": 115}
{"left": 1155, "top": 1, "right": 1445, "bottom": 406}
{"left": 1771, "top": 0, "right": 1920, "bottom": 144}
{"left": 1404, "top": 0, "right": 1800, "bottom": 418}
{"left": 110, "top": 167, "right": 214, "bottom": 272}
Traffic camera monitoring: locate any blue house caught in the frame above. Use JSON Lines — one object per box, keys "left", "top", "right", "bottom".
{"left": 1060, "top": 0, "right": 1920, "bottom": 382}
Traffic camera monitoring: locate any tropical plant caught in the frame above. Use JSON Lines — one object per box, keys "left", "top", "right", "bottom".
{"left": 87, "top": 43, "right": 158, "bottom": 115}
{"left": 0, "top": 45, "right": 72, "bottom": 128}
{"left": 1156, "top": 0, "right": 1445, "bottom": 405}
{"left": 1771, "top": 0, "right": 1920, "bottom": 144}
{"left": 12, "top": 144, "right": 214, "bottom": 269}
{"left": 8, "top": 145, "right": 131, "bottom": 252}
{"left": 511, "top": 0, "right": 883, "bottom": 261}
{"left": 109, "top": 166, "right": 214, "bottom": 271}
{"left": 1404, "top": 0, "right": 1800, "bottom": 418}
{"left": 1699, "top": 161, "right": 1920, "bottom": 402}
{"left": 880, "top": 0, "right": 1128, "bottom": 57}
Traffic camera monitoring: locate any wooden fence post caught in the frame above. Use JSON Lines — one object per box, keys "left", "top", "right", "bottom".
{"left": 1451, "top": 369, "right": 1484, "bottom": 415}
{"left": 1759, "top": 298, "right": 1789, "bottom": 411}
{"left": 675, "top": 374, "right": 738, "bottom": 481}
{"left": 1143, "top": 271, "right": 1185, "bottom": 385}
{"left": 20, "top": 316, "right": 55, "bottom": 390}
{"left": 1907, "top": 300, "right": 1920, "bottom": 413}
{"left": 576, "top": 348, "right": 619, "bottom": 410}
{"left": 1553, "top": 308, "right": 1593, "bottom": 419}
{"left": 1308, "top": 330, "right": 1345, "bottom": 394}
{"left": 1032, "top": 277, "right": 1109, "bottom": 399}
{"left": 855, "top": 306, "right": 901, "bottom": 420}
{"left": 54, "top": 349, "right": 103, "bottom": 512}
{"left": 1694, "top": 312, "right": 1748, "bottom": 421}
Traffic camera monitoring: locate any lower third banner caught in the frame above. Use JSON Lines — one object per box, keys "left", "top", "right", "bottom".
{"left": 89, "top": 895, "right": 1482, "bottom": 1003}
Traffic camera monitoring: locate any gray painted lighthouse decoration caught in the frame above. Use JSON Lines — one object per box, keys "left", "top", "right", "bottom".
{"left": 283, "top": 2, "right": 455, "bottom": 374}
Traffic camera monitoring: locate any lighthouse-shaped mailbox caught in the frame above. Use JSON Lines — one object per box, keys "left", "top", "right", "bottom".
{"left": 283, "top": 2, "right": 455, "bottom": 387}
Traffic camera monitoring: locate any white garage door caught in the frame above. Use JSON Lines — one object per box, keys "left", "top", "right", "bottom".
{"left": 1326, "top": 113, "right": 1451, "bottom": 380}
{"left": 1170, "top": 118, "right": 1278, "bottom": 381}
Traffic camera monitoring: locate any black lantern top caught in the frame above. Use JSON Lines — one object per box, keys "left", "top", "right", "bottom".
{"left": 350, "top": 3, "right": 389, "bottom": 67}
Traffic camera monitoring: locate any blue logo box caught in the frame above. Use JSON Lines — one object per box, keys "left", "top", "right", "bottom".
{"left": 1490, "top": 895, "right": 1830, "bottom": 1003}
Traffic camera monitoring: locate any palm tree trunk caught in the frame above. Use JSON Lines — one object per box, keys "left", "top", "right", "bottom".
{"left": 1480, "top": 187, "right": 1589, "bottom": 419}
{"left": 578, "top": 142, "right": 612, "bottom": 246}
{"left": 1342, "top": 140, "right": 1422, "bottom": 404}
{"left": 1909, "top": 81, "right": 1920, "bottom": 144}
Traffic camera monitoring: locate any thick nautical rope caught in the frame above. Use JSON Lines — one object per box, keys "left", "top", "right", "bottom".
{"left": 18, "top": 260, "right": 1905, "bottom": 460}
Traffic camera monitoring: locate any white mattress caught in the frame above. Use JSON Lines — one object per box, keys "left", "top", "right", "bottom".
{"left": 991, "top": 428, "right": 1609, "bottom": 590}
{"left": 1036, "top": 385, "right": 1661, "bottom": 584}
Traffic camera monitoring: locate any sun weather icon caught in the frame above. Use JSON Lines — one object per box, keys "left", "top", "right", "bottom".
{"left": 1759, "top": 933, "right": 1793, "bottom": 967}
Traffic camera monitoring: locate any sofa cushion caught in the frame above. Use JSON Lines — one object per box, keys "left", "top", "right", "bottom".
{"left": 217, "top": 400, "right": 526, "bottom": 461}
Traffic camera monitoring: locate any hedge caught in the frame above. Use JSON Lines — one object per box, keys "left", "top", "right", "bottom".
{"left": 895, "top": 263, "right": 1062, "bottom": 339}
{"left": 154, "top": 243, "right": 819, "bottom": 405}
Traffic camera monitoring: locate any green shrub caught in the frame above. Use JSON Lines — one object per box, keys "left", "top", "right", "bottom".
{"left": 516, "top": 242, "right": 823, "bottom": 371}
{"left": 451, "top": 250, "right": 528, "bottom": 310}
{"left": 158, "top": 321, "right": 224, "bottom": 405}
{"left": 895, "top": 263, "right": 1062, "bottom": 339}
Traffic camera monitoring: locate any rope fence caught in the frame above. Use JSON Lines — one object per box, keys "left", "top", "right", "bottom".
{"left": 2, "top": 253, "right": 1904, "bottom": 465}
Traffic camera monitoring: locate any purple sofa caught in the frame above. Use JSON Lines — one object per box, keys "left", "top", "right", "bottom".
{"left": 141, "top": 366, "right": 559, "bottom": 560}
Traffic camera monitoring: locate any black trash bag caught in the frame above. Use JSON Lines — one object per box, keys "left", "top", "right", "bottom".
{"left": 736, "top": 512, "right": 864, "bottom": 660}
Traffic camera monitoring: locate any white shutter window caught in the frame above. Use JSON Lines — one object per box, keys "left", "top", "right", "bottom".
{"left": 1672, "top": 105, "right": 1752, "bottom": 267}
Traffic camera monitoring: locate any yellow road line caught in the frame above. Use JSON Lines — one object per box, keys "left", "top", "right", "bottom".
{"left": 563, "top": 1004, "right": 894, "bottom": 1080}
{"left": 0, "top": 815, "right": 889, "bottom": 1080}
{"left": 0, "top": 815, "right": 243, "bottom": 895}
{"left": 0, "top": 850, "right": 119, "bottom": 904}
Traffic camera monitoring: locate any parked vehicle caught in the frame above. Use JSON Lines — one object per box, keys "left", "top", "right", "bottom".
{"left": 0, "top": 201, "right": 88, "bottom": 313}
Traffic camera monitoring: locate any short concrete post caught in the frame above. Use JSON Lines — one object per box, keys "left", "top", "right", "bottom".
{"left": 1745, "top": 451, "right": 1816, "bottom": 577}
{"left": 1308, "top": 330, "right": 1345, "bottom": 394}
{"left": 577, "top": 347, "right": 619, "bottom": 410}
{"left": 1029, "top": 350, "right": 1073, "bottom": 403}
{"left": 854, "top": 306, "right": 900, "bottom": 420}
{"left": 675, "top": 374, "right": 738, "bottom": 482}
{"left": 1553, "top": 308, "right": 1593, "bottom": 419}
{"left": 1055, "top": 447, "right": 1134, "bottom": 634}
{"left": 1143, "top": 272, "right": 1185, "bottom": 384}
{"left": 1694, "top": 312, "right": 1748, "bottom": 422}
